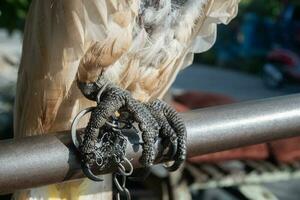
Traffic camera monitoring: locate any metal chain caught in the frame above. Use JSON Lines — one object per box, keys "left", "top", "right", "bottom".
{"left": 113, "top": 157, "right": 133, "bottom": 200}
{"left": 72, "top": 111, "right": 134, "bottom": 199}
{"left": 112, "top": 131, "right": 133, "bottom": 200}
{"left": 71, "top": 88, "right": 134, "bottom": 199}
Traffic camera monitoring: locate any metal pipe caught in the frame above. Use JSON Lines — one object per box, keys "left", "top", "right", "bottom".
{"left": 1, "top": 94, "right": 300, "bottom": 193}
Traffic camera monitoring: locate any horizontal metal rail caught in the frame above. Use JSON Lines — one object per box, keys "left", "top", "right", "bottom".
{"left": 1, "top": 94, "right": 300, "bottom": 194}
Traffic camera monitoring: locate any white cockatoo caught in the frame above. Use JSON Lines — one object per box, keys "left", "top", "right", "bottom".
{"left": 13, "top": 0, "right": 239, "bottom": 199}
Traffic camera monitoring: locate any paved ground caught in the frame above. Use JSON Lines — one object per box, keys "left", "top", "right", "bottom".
{"left": 0, "top": 31, "right": 21, "bottom": 87}
{"left": 173, "top": 64, "right": 300, "bottom": 101}
{"left": 173, "top": 64, "right": 300, "bottom": 200}
{"left": 0, "top": 30, "right": 22, "bottom": 57}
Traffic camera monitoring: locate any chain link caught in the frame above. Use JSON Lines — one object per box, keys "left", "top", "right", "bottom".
{"left": 72, "top": 82, "right": 136, "bottom": 199}
{"left": 113, "top": 158, "right": 133, "bottom": 200}
{"left": 71, "top": 106, "right": 134, "bottom": 199}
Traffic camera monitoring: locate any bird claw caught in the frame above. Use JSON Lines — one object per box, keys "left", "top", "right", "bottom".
{"left": 146, "top": 99, "right": 187, "bottom": 171}
{"left": 161, "top": 136, "right": 178, "bottom": 159}
{"left": 75, "top": 77, "right": 186, "bottom": 176}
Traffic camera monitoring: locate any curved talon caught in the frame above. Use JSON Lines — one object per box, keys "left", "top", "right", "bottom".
{"left": 75, "top": 77, "right": 186, "bottom": 184}
{"left": 161, "top": 136, "right": 179, "bottom": 171}
{"left": 82, "top": 164, "right": 104, "bottom": 182}
{"left": 163, "top": 158, "right": 184, "bottom": 172}
{"left": 146, "top": 99, "right": 187, "bottom": 171}
{"left": 164, "top": 136, "right": 178, "bottom": 159}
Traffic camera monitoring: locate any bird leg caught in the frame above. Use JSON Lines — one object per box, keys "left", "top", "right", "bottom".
{"left": 77, "top": 76, "right": 186, "bottom": 172}
{"left": 146, "top": 100, "right": 187, "bottom": 171}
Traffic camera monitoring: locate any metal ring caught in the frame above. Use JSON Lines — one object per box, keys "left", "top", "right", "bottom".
{"left": 95, "top": 156, "right": 104, "bottom": 167}
{"left": 117, "top": 157, "right": 133, "bottom": 176}
{"left": 115, "top": 120, "right": 133, "bottom": 130}
{"left": 96, "top": 82, "right": 109, "bottom": 103}
{"left": 105, "top": 120, "right": 120, "bottom": 129}
{"left": 122, "top": 188, "right": 131, "bottom": 200}
{"left": 113, "top": 173, "right": 126, "bottom": 192}
{"left": 116, "top": 192, "right": 121, "bottom": 200}
{"left": 71, "top": 107, "right": 96, "bottom": 148}
{"left": 71, "top": 107, "right": 123, "bottom": 148}
{"left": 82, "top": 164, "right": 104, "bottom": 182}
{"left": 113, "top": 173, "right": 131, "bottom": 200}
{"left": 115, "top": 186, "right": 131, "bottom": 200}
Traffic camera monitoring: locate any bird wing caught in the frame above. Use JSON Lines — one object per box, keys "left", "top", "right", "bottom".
{"left": 15, "top": 0, "right": 239, "bottom": 137}
{"left": 81, "top": 0, "right": 240, "bottom": 101}
{"left": 14, "top": 0, "right": 138, "bottom": 137}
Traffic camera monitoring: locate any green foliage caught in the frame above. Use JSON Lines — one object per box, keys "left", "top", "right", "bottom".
{"left": 239, "top": 0, "right": 282, "bottom": 19}
{"left": 0, "top": 0, "right": 31, "bottom": 33}
{"left": 0, "top": 0, "right": 285, "bottom": 33}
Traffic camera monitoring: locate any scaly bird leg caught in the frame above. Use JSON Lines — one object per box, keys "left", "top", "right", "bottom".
{"left": 147, "top": 99, "right": 187, "bottom": 171}
{"left": 78, "top": 76, "right": 159, "bottom": 168}
{"left": 77, "top": 76, "right": 186, "bottom": 172}
{"left": 78, "top": 86, "right": 125, "bottom": 179}
{"left": 125, "top": 97, "right": 159, "bottom": 167}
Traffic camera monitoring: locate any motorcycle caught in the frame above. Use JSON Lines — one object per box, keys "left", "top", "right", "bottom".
{"left": 262, "top": 48, "right": 300, "bottom": 88}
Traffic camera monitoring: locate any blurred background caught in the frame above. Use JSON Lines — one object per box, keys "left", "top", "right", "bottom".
{"left": 2, "top": 0, "right": 300, "bottom": 199}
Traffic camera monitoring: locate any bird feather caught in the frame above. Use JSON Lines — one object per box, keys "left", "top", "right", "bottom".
{"left": 13, "top": 0, "right": 239, "bottom": 199}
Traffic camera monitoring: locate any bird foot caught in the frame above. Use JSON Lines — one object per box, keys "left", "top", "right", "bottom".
{"left": 72, "top": 120, "right": 128, "bottom": 181}
{"left": 146, "top": 100, "right": 187, "bottom": 171}
{"left": 75, "top": 76, "right": 186, "bottom": 175}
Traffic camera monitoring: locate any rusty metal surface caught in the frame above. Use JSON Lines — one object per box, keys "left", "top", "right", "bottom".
{"left": 1, "top": 94, "right": 300, "bottom": 194}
